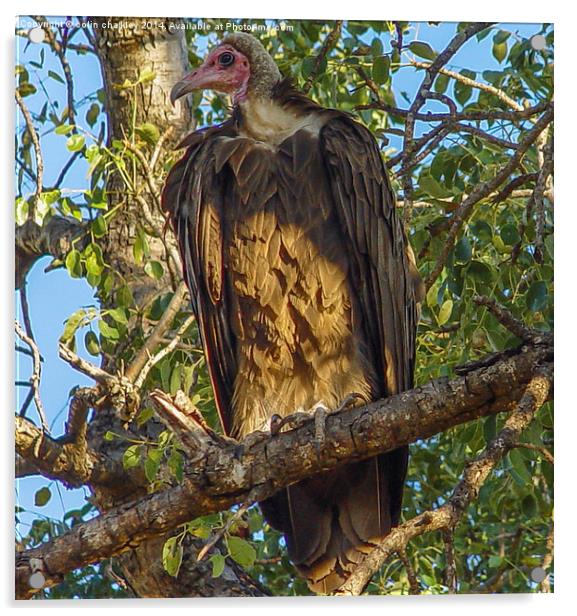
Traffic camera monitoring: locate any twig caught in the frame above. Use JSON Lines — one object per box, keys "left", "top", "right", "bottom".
{"left": 150, "top": 126, "right": 174, "bottom": 172}
{"left": 410, "top": 60, "right": 524, "bottom": 112}
{"left": 514, "top": 442, "right": 554, "bottom": 465}
{"left": 425, "top": 105, "right": 553, "bottom": 290}
{"left": 398, "top": 548, "right": 420, "bottom": 594}
{"left": 123, "top": 141, "right": 161, "bottom": 206}
{"left": 473, "top": 295, "right": 551, "bottom": 345}
{"left": 401, "top": 22, "right": 494, "bottom": 222}
{"left": 33, "top": 16, "right": 76, "bottom": 126}
{"left": 125, "top": 282, "right": 188, "bottom": 383}
{"left": 15, "top": 90, "right": 44, "bottom": 220}
{"left": 15, "top": 321, "right": 48, "bottom": 432}
{"left": 58, "top": 343, "right": 114, "bottom": 385}
{"left": 442, "top": 528, "right": 457, "bottom": 593}
{"left": 133, "top": 315, "right": 195, "bottom": 389}
{"left": 355, "top": 99, "right": 549, "bottom": 124}
{"left": 540, "top": 522, "right": 554, "bottom": 592}
{"left": 532, "top": 130, "right": 553, "bottom": 263}
{"left": 197, "top": 503, "right": 250, "bottom": 562}
{"left": 302, "top": 21, "right": 342, "bottom": 94}
{"left": 134, "top": 195, "right": 182, "bottom": 278}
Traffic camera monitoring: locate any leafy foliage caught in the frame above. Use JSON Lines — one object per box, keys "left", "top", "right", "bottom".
{"left": 15, "top": 18, "right": 553, "bottom": 597}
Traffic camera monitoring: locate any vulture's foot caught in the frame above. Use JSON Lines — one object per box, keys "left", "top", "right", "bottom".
{"left": 311, "top": 393, "right": 365, "bottom": 456}
{"left": 269, "top": 411, "right": 312, "bottom": 436}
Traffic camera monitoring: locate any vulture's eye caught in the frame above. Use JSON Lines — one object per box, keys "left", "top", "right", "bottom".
{"left": 219, "top": 52, "right": 235, "bottom": 67}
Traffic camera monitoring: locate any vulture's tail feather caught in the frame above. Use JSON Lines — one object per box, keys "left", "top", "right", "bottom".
{"left": 260, "top": 447, "right": 408, "bottom": 594}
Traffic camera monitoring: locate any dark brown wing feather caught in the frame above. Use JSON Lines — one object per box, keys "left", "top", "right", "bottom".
{"left": 320, "top": 116, "right": 423, "bottom": 397}
{"left": 161, "top": 120, "right": 238, "bottom": 433}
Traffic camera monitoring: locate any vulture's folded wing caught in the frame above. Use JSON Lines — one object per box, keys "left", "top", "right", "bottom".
{"left": 320, "top": 116, "right": 423, "bottom": 396}
{"left": 161, "top": 127, "right": 237, "bottom": 434}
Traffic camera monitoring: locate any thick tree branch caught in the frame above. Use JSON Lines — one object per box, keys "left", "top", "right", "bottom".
{"left": 15, "top": 342, "right": 551, "bottom": 598}
{"left": 15, "top": 414, "right": 134, "bottom": 490}
{"left": 15, "top": 216, "right": 85, "bottom": 289}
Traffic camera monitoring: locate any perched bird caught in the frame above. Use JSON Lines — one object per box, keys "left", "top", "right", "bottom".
{"left": 162, "top": 32, "right": 423, "bottom": 594}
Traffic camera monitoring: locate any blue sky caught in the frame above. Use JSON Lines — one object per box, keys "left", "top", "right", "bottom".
{"left": 14, "top": 17, "right": 545, "bottom": 536}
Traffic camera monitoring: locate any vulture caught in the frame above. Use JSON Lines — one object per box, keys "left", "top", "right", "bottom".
{"left": 161, "top": 32, "right": 423, "bottom": 594}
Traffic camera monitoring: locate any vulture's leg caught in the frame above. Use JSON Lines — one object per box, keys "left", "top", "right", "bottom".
{"left": 310, "top": 393, "right": 365, "bottom": 454}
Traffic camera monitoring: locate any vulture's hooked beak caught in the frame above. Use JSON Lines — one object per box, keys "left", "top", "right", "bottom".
{"left": 170, "top": 72, "right": 199, "bottom": 105}
{"left": 170, "top": 63, "right": 223, "bottom": 105}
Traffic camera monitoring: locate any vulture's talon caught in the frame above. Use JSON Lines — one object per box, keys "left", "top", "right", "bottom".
{"left": 269, "top": 411, "right": 310, "bottom": 436}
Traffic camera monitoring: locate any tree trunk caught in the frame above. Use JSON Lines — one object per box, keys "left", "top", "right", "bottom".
{"left": 87, "top": 17, "right": 264, "bottom": 597}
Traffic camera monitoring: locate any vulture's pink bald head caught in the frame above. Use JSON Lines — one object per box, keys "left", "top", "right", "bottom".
{"left": 170, "top": 44, "right": 251, "bottom": 105}
{"left": 170, "top": 33, "right": 281, "bottom": 106}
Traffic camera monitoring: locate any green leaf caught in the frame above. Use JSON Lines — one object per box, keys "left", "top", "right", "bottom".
{"left": 91, "top": 215, "right": 107, "bottom": 238}
{"left": 488, "top": 555, "right": 504, "bottom": 568}
{"left": 144, "top": 260, "right": 164, "bottom": 280}
{"left": 48, "top": 69, "right": 65, "bottom": 83}
{"left": 372, "top": 55, "right": 390, "bottom": 85}
{"left": 301, "top": 56, "right": 316, "bottom": 79}
{"left": 144, "top": 449, "right": 162, "bottom": 482}
{"left": 18, "top": 82, "right": 37, "bottom": 97}
{"left": 60, "top": 309, "right": 87, "bottom": 344}
{"left": 55, "top": 124, "right": 75, "bottom": 135}
{"left": 162, "top": 537, "right": 183, "bottom": 577}
{"left": 168, "top": 449, "right": 184, "bottom": 482}
{"left": 136, "top": 407, "right": 155, "bottom": 426}
{"left": 409, "top": 41, "right": 437, "bottom": 61}
{"left": 455, "top": 81, "right": 472, "bottom": 106}
{"left": 66, "top": 134, "right": 85, "bottom": 152}
{"left": 84, "top": 331, "right": 100, "bottom": 356}
{"left": 521, "top": 494, "right": 537, "bottom": 517}
{"left": 123, "top": 445, "right": 141, "bottom": 469}
{"left": 500, "top": 224, "right": 521, "bottom": 246}
{"left": 227, "top": 536, "right": 256, "bottom": 568}
{"left": 85, "top": 103, "right": 100, "bottom": 128}
{"left": 108, "top": 307, "right": 128, "bottom": 324}
{"left": 509, "top": 449, "right": 533, "bottom": 484}
{"left": 493, "top": 30, "right": 511, "bottom": 45}
{"left": 434, "top": 73, "right": 450, "bottom": 94}
{"left": 210, "top": 553, "right": 225, "bottom": 578}
{"left": 438, "top": 299, "right": 453, "bottom": 326}
{"left": 468, "top": 260, "right": 493, "bottom": 283}
{"left": 526, "top": 281, "right": 548, "bottom": 313}
{"left": 15, "top": 198, "right": 29, "bottom": 226}
{"left": 418, "top": 174, "right": 451, "bottom": 198}
{"left": 65, "top": 249, "right": 82, "bottom": 278}
{"left": 34, "top": 486, "right": 52, "bottom": 507}
{"left": 135, "top": 123, "right": 160, "bottom": 146}
{"left": 454, "top": 236, "right": 472, "bottom": 262}
{"left": 484, "top": 415, "right": 496, "bottom": 443}
{"left": 492, "top": 41, "right": 508, "bottom": 63}
{"left": 98, "top": 319, "right": 120, "bottom": 340}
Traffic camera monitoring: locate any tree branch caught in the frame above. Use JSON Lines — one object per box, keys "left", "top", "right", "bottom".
{"left": 15, "top": 342, "right": 551, "bottom": 598}
{"left": 15, "top": 89, "right": 44, "bottom": 220}
{"left": 14, "top": 321, "right": 48, "bottom": 432}
{"left": 302, "top": 21, "right": 342, "bottom": 94}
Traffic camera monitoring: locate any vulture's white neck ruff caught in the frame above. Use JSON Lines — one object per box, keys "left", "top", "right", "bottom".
{"left": 238, "top": 97, "right": 324, "bottom": 146}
